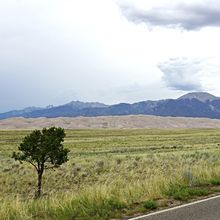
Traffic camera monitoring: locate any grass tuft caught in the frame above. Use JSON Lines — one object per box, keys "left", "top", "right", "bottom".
{"left": 143, "top": 200, "right": 157, "bottom": 210}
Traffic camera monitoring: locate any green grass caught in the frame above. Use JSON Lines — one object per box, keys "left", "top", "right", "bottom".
{"left": 1, "top": 128, "right": 220, "bottom": 219}
{"left": 143, "top": 200, "right": 157, "bottom": 210}
{"left": 209, "top": 179, "right": 220, "bottom": 185}
{"left": 166, "top": 184, "right": 210, "bottom": 201}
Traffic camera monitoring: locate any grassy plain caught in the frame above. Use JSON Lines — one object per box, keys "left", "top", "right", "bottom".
{"left": 1, "top": 128, "right": 220, "bottom": 219}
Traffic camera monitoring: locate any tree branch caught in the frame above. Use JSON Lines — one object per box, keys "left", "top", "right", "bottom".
{"left": 28, "top": 161, "right": 38, "bottom": 171}
{"left": 44, "top": 165, "right": 57, "bottom": 170}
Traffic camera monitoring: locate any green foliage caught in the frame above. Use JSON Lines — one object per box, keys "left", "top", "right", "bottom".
{"left": 166, "top": 185, "right": 210, "bottom": 201}
{"left": 106, "top": 198, "right": 127, "bottom": 210}
{"left": 12, "top": 127, "right": 70, "bottom": 197}
{"left": 209, "top": 179, "right": 220, "bottom": 185}
{"left": 143, "top": 200, "right": 157, "bottom": 210}
{"left": 12, "top": 127, "right": 69, "bottom": 167}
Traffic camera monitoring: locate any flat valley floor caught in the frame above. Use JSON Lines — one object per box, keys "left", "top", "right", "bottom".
{"left": 1, "top": 128, "right": 220, "bottom": 219}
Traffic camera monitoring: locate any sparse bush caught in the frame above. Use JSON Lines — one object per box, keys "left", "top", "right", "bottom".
{"left": 116, "top": 158, "right": 122, "bottom": 165}
{"left": 183, "top": 168, "right": 196, "bottom": 186}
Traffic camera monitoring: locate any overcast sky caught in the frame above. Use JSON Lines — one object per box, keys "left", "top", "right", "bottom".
{"left": 1, "top": 0, "right": 220, "bottom": 112}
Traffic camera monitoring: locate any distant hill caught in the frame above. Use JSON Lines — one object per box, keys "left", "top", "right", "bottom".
{"left": 178, "top": 92, "right": 218, "bottom": 102}
{"left": 1, "top": 92, "right": 220, "bottom": 119}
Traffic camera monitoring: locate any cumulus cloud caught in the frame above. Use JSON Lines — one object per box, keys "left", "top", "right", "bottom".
{"left": 119, "top": 1, "right": 220, "bottom": 30}
{"left": 158, "top": 58, "right": 204, "bottom": 91}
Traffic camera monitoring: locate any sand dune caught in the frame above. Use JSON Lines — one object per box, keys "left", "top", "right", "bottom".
{"left": 1, "top": 115, "right": 220, "bottom": 129}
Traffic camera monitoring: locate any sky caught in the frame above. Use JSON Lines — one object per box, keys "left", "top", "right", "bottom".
{"left": 1, "top": 0, "right": 220, "bottom": 112}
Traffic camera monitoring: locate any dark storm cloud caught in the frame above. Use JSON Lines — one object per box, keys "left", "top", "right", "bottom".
{"left": 120, "top": 1, "right": 220, "bottom": 30}
{"left": 158, "top": 58, "right": 203, "bottom": 91}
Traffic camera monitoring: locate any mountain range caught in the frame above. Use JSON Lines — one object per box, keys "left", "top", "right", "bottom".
{"left": 1, "top": 92, "right": 220, "bottom": 120}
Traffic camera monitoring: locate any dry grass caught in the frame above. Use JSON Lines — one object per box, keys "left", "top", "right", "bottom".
{"left": 1, "top": 129, "right": 220, "bottom": 219}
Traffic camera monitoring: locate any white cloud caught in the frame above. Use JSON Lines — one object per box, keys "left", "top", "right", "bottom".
{"left": 158, "top": 58, "right": 203, "bottom": 91}
{"left": 119, "top": 0, "right": 220, "bottom": 30}
{"left": 158, "top": 57, "right": 220, "bottom": 93}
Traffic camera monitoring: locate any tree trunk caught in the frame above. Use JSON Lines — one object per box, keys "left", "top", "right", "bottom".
{"left": 36, "top": 170, "right": 43, "bottom": 198}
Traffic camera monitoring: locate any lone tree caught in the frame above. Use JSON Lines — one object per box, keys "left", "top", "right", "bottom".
{"left": 12, "top": 127, "right": 70, "bottom": 198}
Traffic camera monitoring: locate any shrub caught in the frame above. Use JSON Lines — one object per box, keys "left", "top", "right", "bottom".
{"left": 143, "top": 200, "right": 157, "bottom": 210}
